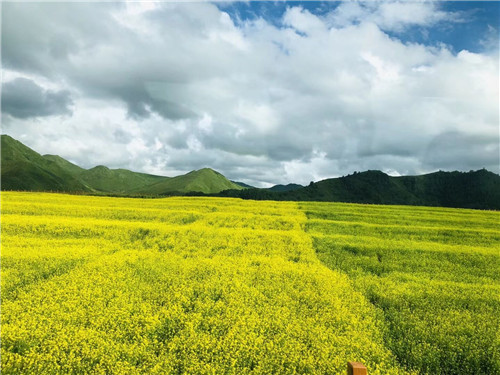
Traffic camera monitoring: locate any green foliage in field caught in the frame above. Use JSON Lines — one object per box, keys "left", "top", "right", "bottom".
{"left": 303, "top": 202, "right": 500, "bottom": 375}
{"left": 1, "top": 192, "right": 406, "bottom": 375}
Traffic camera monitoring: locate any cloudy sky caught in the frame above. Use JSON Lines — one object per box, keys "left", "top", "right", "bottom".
{"left": 2, "top": 1, "right": 499, "bottom": 187}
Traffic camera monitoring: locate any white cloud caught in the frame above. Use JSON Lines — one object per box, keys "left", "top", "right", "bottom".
{"left": 235, "top": 101, "right": 280, "bottom": 134}
{"left": 327, "top": 1, "right": 463, "bottom": 32}
{"left": 2, "top": 2, "right": 498, "bottom": 185}
{"left": 283, "top": 6, "right": 326, "bottom": 35}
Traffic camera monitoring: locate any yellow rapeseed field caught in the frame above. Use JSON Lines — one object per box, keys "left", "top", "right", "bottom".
{"left": 303, "top": 201, "right": 500, "bottom": 374}
{"left": 1, "top": 192, "right": 408, "bottom": 374}
{"left": 2, "top": 192, "right": 498, "bottom": 374}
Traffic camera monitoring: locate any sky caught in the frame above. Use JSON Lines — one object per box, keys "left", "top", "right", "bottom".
{"left": 1, "top": 1, "right": 499, "bottom": 187}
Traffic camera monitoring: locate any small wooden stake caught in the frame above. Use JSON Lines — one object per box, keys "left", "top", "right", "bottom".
{"left": 347, "top": 362, "right": 367, "bottom": 375}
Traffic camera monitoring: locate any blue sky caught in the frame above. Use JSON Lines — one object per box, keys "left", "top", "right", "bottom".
{"left": 218, "top": 1, "right": 499, "bottom": 53}
{"left": 2, "top": 1, "right": 499, "bottom": 186}
{"left": 404, "top": 1, "right": 499, "bottom": 53}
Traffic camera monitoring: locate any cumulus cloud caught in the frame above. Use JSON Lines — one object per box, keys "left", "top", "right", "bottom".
{"left": 2, "top": 78, "right": 73, "bottom": 119}
{"left": 1, "top": 1, "right": 498, "bottom": 186}
{"left": 326, "top": 1, "right": 463, "bottom": 32}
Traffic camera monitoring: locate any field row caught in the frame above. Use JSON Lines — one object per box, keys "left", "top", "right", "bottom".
{"left": 301, "top": 202, "right": 500, "bottom": 375}
{"left": 2, "top": 192, "right": 407, "bottom": 374}
{"left": 2, "top": 192, "right": 498, "bottom": 374}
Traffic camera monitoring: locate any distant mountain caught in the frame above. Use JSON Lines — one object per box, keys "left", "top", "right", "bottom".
{"left": 135, "top": 168, "right": 244, "bottom": 195}
{"left": 42, "top": 155, "right": 166, "bottom": 193}
{"left": 217, "top": 170, "right": 500, "bottom": 210}
{"left": 1, "top": 135, "right": 90, "bottom": 192}
{"left": 3, "top": 135, "right": 499, "bottom": 209}
{"left": 1, "top": 135, "right": 244, "bottom": 195}
{"left": 232, "top": 181, "right": 255, "bottom": 189}
{"left": 290, "top": 170, "right": 417, "bottom": 204}
{"left": 397, "top": 170, "right": 500, "bottom": 209}
{"left": 268, "top": 183, "right": 303, "bottom": 192}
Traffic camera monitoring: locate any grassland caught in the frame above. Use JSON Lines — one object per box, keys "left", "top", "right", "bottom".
{"left": 1, "top": 192, "right": 499, "bottom": 374}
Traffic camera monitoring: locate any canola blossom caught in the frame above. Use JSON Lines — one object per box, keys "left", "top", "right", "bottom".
{"left": 303, "top": 202, "right": 500, "bottom": 374}
{"left": 1, "top": 192, "right": 498, "bottom": 374}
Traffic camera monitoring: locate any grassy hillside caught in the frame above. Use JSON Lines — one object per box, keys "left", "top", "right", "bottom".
{"left": 44, "top": 152, "right": 168, "bottom": 193}
{"left": 2, "top": 136, "right": 242, "bottom": 195}
{"left": 268, "top": 183, "right": 304, "bottom": 192}
{"left": 136, "top": 168, "right": 244, "bottom": 195}
{"left": 77, "top": 166, "right": 167, "bottom": 194}
{"left": 43, "top": 154, "right": 86, "bottom": 176}
{"left": 1, "top": 135, "right": 90, "bottom": 192}
{"left": 3, "top": 135, "right": 498, "bottom": 208}
{"left": 44, "top": 149, "right": 171, "bottom": 194}
{"left": 217, "top": 170, "right": 500, "bottom": 210}
{"left": 231, "top": 181, "right": 255, "bottom": 189}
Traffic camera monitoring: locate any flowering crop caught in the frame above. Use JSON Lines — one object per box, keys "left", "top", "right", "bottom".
{"left": 303, "top": 201, "right": 500, "bottom": 375}
{"left": 3, "top": 193, "right": 496, "bottom": 374}
{"left": 1, "top": 192, "right": 408, "bottom": 374}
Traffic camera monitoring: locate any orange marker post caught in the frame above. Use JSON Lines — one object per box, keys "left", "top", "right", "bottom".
{"left": 347, "top": 362, "right": 368, "bottom": 375}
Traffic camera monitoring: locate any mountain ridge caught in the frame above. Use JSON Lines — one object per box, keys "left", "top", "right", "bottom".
{"left": 1, "top": 135, "right": 90, "bottom": 192}
{"left": 216, "top": 169, "right": 500, "bottom": 210}
{"left": 1, "top": 135, "right": 243, "bottom": 195}
{"left": 2, "top": 135, "right": 499, "bottom": 209}
{"left": 133, "top": 168, "right": 244, "bottom": 195}
{"left": 268, "top": 183, "right": 304, "bottom": 192}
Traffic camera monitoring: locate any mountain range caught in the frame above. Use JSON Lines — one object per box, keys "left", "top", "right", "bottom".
{"left": 2, "top": 135, "right": 499, "bottom": 209}
{"left": 216, "top": 169, "right": 500, "bottom": 210}
{"left": 1, "top": 135, "right": 243, "bottom": 195}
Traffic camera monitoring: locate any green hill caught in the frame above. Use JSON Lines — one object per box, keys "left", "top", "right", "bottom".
{"left": 44, "top": 154, "right": 167, "bottom": 193}
{"left": 43, "top": 154, "right": 86, "bottom": 176}
{"left": 77, "top": 166, "right": 167, "bottom": 194}
{"left": 1, "top": 135, "right": 244, "bottom": 195}
{"left": 397, "top": 169, "right": 500, "bottom": 209}
{"left": 217, "top": 170, "right": 500, "bottom": 210}
{"left": 3, "top": 135, "right": 498, "bottom": 208}
{"left": 268, "top": 183, "right": 304, "bottom": 192}
{"left": 135, "top": 168, "right": 244, "bottom": 195}
{"left": 1, "top": 135, "right": 90, "bottom": 192}
{"left": 231, "top": 181, "right": 255, "bottom": 189}
{"left": 291, "top": 170, "right": 419, "bottom": 204}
